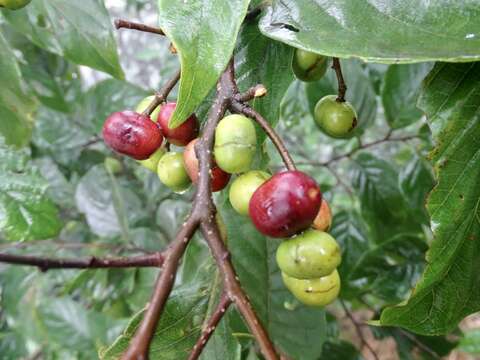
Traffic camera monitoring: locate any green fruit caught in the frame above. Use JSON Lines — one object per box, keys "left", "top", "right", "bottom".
{"left": 314, "top": 95, "right": 357, "bottom": 138}
{"left": 104, "top": 157, "right": 122, "bottom": 174}
{"left": 276, "top": 229, "right": 341, "bottom": 279}
{"left": 214, "top": 114, "right": 256, "bottom": 174}
{"left": 0, "top": 0, "right": 31, "bottom": 10}
{"left": 157, "top": 152, "right": 191, "bottom": 192}
{"left": 229, "top": 170, "right": 270, "bottom": 215}
{"left": 135, "top": 95, "right": 161, "bottom": 122}
{"left": 282, "top": 270, "right": 340, "bottom": 307}
{"left": 292, "top": 49, "right": 328, "bottom": 82}
{"left": 138, "top": 147, "right": 166, "bottom": 172}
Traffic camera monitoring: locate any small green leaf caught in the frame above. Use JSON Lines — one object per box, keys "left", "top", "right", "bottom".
{"left": 2, "top": 0, "right": 124, "bottom": 78}
{"left": 380, "top": 62, "right": 480, "bottom": 335}
{"left": 158, "top": 0, "right": 250, "bottom": 128}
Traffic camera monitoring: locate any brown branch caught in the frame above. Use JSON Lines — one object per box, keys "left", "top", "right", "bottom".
{"left": 0, "top": 252, "right": 164, "bottom": 272}
{"left": 235, "top": 84, "right": 267, "bottom": 102}
{"left": 188, "top": 293, "right": 232, "bottom": 360}
{"left": 230, "top": 100, "right": 296, "bottom": 171}
{"left": 142, "top": 69, "right": 181, "bottom": 117}
{"left": 341, "top": 300, "right": 379, "bottom": 360}
{"left": 332, "top": 58, "right": 347, "bottom": 102}
{"left": 114, "top": 19, "right": 165, "bottom": 35}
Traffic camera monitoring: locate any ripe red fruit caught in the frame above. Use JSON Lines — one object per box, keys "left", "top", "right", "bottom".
{"left": 249, "top": 171, "right": 322, "bottom": 238}
{"left": 102, "top": 111, "right": 163, "bottom": 160}
{"left": 157, "top": 102, "right": 199, "bottom": 146}
{"left": 183, "top": 139, "right": 231, "bottom": 192}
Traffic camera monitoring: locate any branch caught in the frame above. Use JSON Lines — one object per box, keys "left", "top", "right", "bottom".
{"left": 332, "top": 58, "right": 347, "bottom": 102}
{"left": 188, "top": 293, "right": 232, "bottom": 360}
{"left": 235, "top": 84, "right": 267, "bottom": 102}
{"left": 114, "top": 19, "right": 165, "bottom": 35}
{"left": 0, "top": 252, "right": 164, "bottom": 272}
{"left": 230, "top": 100, "right": 296, "bottom": 171}
{"left": 142, "top": 69, "right": 181, "bottom": 117}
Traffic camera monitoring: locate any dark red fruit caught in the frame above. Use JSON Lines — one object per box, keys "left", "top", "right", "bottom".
{"left": 102, "top": 111, "right": 163, "bottom": 160}
{"left": 249, "top": 171, "right": 322, "bottom": 238}
{"left": 184, "top": 139, "right": 231, "bottom": 192}
{"left": 157, "top": 102, "right": 199, "bottom": 146}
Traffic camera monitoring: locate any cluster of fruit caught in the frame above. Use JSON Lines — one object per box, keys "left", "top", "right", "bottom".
{"left": 292, "top": 48, "right": 358, "bottom": 139}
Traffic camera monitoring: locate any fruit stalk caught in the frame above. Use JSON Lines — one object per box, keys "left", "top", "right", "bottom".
{"left": 332, "top": 57, "right": 347, "bottom": 102}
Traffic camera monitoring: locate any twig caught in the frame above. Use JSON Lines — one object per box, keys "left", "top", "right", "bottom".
{"left": 142, "top": 69, "right": 181, "bottom": 117}
{"left": 114, "top": 19, "right": 165, "bottom": 35}
{"left": 230, "top": 100, "right": 296, "bottom": 171}
{"left": 341, "top": 300, "right": 379, "bottom": 360}
{"left": 0, "top": 252, "right": 164, "bottom": 272}
{"left": 332, "top": 58, "right": 347, "bottom": 102}
{"left": 235, "top": 84, "right": 267, "bottom": 102}
{"left": 78, "top": 136, "right": 102, "bottom": 148}
{"left": 188, "top": 294, "right": 232, "bottom": 360}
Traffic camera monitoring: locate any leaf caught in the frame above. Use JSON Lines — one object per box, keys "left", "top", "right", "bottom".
{"left": 259, "top": 1, "right": 480, "bottom": 63}
{"left": 319, "top": 340, "right": 361, "bottom": 360}
{"left": 157, "top": 0, "right": 250, "bottom": 128}
{"left": 382, "top": 63, "right": 433, "bottom": 128}
{"left": 380, "top": 62, "right": 480, "bottom": 335}
{"left": 234, "top": 19, "right": 294, "bottom": 143}
{"left": 0, "top": 143, "right": 62, "bottom": 241}
{"left": 219, "top": 197, "right": 327, "bottom": 360}
{"left": 0, "top": 32, "right": 36, "bottom": 147}
{"left": 2, "top": 0, "right": 123, "bottom": 78}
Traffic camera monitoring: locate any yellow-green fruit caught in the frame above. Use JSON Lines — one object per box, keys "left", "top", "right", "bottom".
{"left": 229, "top": 170, "right": 270, "bottom": 215}
{"left": 282, "top": 270, "right": 340, "bottom": 307}
{"left": 157, "top": 152, "right": 191, "bottom": 192}
{"left": 214, "top": 115, "right": 256, "bottom": 174}
{"left": 0, "top": 0, "right": 31, "bottom": 10}
{"left": 135, "top": 96, "right": 161, "bottom": 122}
{"left": 314, "top": 95, "right": 357, "bottom": 138}
{"left": 292, "top": 49, "right": 329, "bottom": 82}
{"left": 276, "top": 229, "right": 341, "bottom": 279}
{"left": 138, "top": 147, "right": 166, "bottom": 172}
{"left": 104, "top": 157, "right": 122, "bottom": 174}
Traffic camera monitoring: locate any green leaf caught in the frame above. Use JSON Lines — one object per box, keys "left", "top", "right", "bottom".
{"left": 0, "top": 32, "right": 36, "bottom": 147}
{"left": 158, "top": 0, "right": 250, "bottom": 128}
{"left": 319, "top": 340, "right": 361, "bottom": 360}
{"left": 382, "top": 63, "right": 433, "bottom": 128}
{"left": 259, "top": 1, "right": 480, "bottom": 63}
{"left": 219, "top": 198, "right": 327, "bottom": 360}
{"left": 235, "top": 19, "right": 294, "bottom": 143}
{"left": 459, "top": 329, "right": 480, "bottom": 354}
{"left": 380, "top": 62, "right": 480, "bottom": 335}
{"left": 2, "top": 0, "right": 123, "bottom": 78}
{"left": 0, "top": 143, "right": 62, "bottom": 241}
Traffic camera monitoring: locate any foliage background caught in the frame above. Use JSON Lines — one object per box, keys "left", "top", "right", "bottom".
{"left": 0, "top": 0, "right": 479, "bottom": 359}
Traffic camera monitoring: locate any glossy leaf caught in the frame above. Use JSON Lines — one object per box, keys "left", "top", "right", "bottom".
{"left": 0, "top": 32, "right": 36, "bottom": 147}
{"left": 382, "top": 63, "right": 433, "bottom": 128}
{"left": 158, "top": 0, "right": 249, "bottom": 128}
{"left": 259, "top": 1, "right": 480, "bottom": 63}
{"left": 381, "top": 62, "right": 480, "bottom": 335}
{"left": 219, "top": 198, "right": 327, "bottom": 360}
{"left": 2, "top": 0, "right": 123, "bottom": 78}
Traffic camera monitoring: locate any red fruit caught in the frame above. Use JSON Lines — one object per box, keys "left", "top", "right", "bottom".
{"left": 184, "top": 138, "right": 231, "bottom": 192}
{"left": 157, "top": 102, "right": 199, "bottom": 146}
{"left": 102, "top": 111, "right": 163, "bottom": 160}
{"left": 249, "top": 171, "right": 322, "bottom": 238}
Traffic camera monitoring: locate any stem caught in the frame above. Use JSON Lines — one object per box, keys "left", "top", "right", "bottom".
{"left": 332, "top": 58, "right": 347, "bottom": 102}
{"left": 142, "top": 69, "right": 181, "bottom": 117}
{"left": 0, "top": 252, "right": 164, "bottom": 271}
{"left": 114, "top": 19, "right": 165, "bottom": 35}
{"left": 230, "top": 100, "right": 296, "bottom": 171}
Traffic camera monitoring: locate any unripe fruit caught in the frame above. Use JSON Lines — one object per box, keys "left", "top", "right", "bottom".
{"left": 282, "top": 270, "right": 340, "bottom": 307}
{"left": 157, "top": 102, "right": 199, "bottom": 146}
{"left": 249, "top": 171, "right": 322, "bottom": 238}
{"left": 313, "top": 199, "right": 332, "bottom": 232}
{"left": 157, "top": 152, "right": 191, "bottom": 193}
{"left": 229, "top": 171, "right": 271, "bottom": 215}
{"left": 102, "top": 111, "right": 163, "bottom": 160}
{"left": 292, "top": 49, "right": 329, "bottom": 82}
{"left": 0, "top": 0, "right": 31, "bottom": 10}
{"left": 135, "top": 95, "right": 161, "bottom": 123}
{"left": 276, "top": 229, "right": 341, "bottom": 279}
{"left": 214, "top": 115, "right": 256, "bottom": 174}
{"left": 314, "top": 95, "right": 357, "bottom": 138}
{"left": 183, "top": 139, "right": 231, "bottom": 192}
{"left": 104, "top": 157, "right": 122, "bottom": 174}
{"left": 138, "top": 147, "right": 166, "bottom": 172}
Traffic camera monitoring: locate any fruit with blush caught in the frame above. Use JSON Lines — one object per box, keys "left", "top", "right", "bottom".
{"left": 313, "top": 199, "right": 333, "bottom": 232}
{"left": 157, "top": 102, "right": 199, "bottom": 146}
